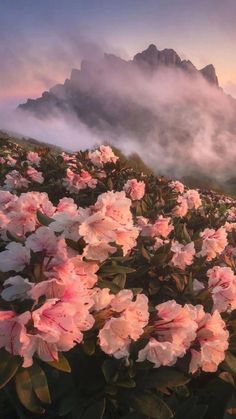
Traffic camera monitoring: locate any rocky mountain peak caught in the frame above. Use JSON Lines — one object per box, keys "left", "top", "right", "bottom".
{"left": 200, "top": 64, "right": 219, "bottom": 86}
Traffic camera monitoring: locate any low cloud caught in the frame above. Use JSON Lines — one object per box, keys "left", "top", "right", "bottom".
{"left": 1, "top": 43, "right": 236, "bottom": 189}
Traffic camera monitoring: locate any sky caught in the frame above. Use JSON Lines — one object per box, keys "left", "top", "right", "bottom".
{"left": 1, "top": 0, "right": 236, "bottom": 106}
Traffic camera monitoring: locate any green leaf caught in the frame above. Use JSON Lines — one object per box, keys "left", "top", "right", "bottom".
{"left": 15, "top": 368, "right": 45, "bottom": 414}
{"left": 0, "top": 350, "right": 22, "bottom": 390}
{"left": 182, "top": 223, "right": 192, "bottom": 243}
{"left": 141, "top": 244, "right": 151, "bottom": 262}
{"left": 223, "top": 352, "right": 236, "bottom": 376}
{"left": 37, "top": 210, "right": 54, "bottom": 226}
{"left": 82, "top": 338, "right": 96, "bottom": 356}
{"left": 59, "top": 394, "right": 77, "bottom": 416}
{"left": 133, "top": 393, "right": 173, "bottom": 419}
{"left": 102, "top": 359, "right": 117, "bottom": 383}
{"left": 29, "top": 362, "right": 51, "bottom": 404}
{"left": 97, "top": 279, "right": 121, "bottom": 294}
{"left": 139, "top": 367, "right": 190, "bottom": 390}
{"left": 65, "top": 238, "right": 85, "bottom": 253}
{"left": 6, "top": 231, "right": 24, "bottom": 243}
{"left": 99, "top": 265, "right": 136, "bottom": 275}
{"left": 116, "top": 378, "right": 136, "bottom": 388}
{"left": 82, "top": 398, "right": 106, "bottom": 419}
{"left": 47, "top": 353, "right": 71, "bottom": 372}
{"left": 113, "top": 273, "right": 127, "bottom": 289}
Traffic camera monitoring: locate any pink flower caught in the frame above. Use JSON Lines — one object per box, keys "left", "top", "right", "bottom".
{"left": 115, "top": 226, "right": 139, "bottom": 255}
{"left": 123, "top": 179, "right": 145, "bottom": 201}
{"left": 7, "top": 156, "right": 17, "bottom": 166}
{"left": 99, "top": 293, "right": 149, "bottom": 358}
{"left": 224, "top": 222, "right": 236, "bottom": 232}
{"left": 70, "top": 256, "right": 98, "bottom": 288}
{"left": 94, "top": 191, "right": 132, "bottom": 224}
{"left": 184, "top": 189, "right": 202, "bottom": 210}
{"left": 63, "top": 169, "right": 97, "bottom": 193}
{"left": 50, "top": 211, "right": 82, "bottom": 241}
{"left": 6, "top": 192, "right": 55, "bottom": 238}
{"left": 188, "top": 306, "right": 229, "bottom": 373}
{"left": 137, "top": 300, "right": 198, "bottom": 367}
{"left": 88, "top": 145, "right": 118, "bottom": 167}
{"left": 0, "top": 242, "right": 30, "bottom": 272}
{"left": 199, "top": 227, "right": 228, "bottom": 261}
{"left": 99, "top": 317, "right": 131, "bottom": 356}
{"left": 1, "top": 276, "right": 32, "bottom": 301}
{"left": 122, "top": 294, "right": 149, "bottom": 340}
{"left": 171, "top": 240, "right": 195, "bottom": 270}
{"left": 227, "top": 207, "right": 236, "bottom": 221}
{"left": 207, "top": 266, "right": 236, "bottom": 312}
{"left": 92, "top": 288, "right": 114, "bottom": 311}
{"left": 26, "top": 226, "right": 61, "bottom": 255}
{"left": 155, "top": 301, "right": 197, "bottom": 354}
{"left": 32, "top": 299, "right": 80, "bottom": 343}
{"left": 27, "top": 151, "right": 41, "bottom": 166}
{"left": 110, "top": 290, "right": 133, "bottom": 312}
{"left": 0, "top": 311, "right": 30, "bottom": 357}
{"left": 56, "top": 197, "right": 78, "bottom": 215}
{"left": 79, "top": 212, "right": 118, "bottom": 244}
{"left": 0, "top": 191, "right": 17, "bottom": 211}
{"left": 27, "top": 167, "right": 44, "bottom": 184}
{"left": 172, "top": 196, "right": 188, "bottom": 217}
{"left": 4, "top": 170, "right": 30, "bottom": 190}
{"left": 22, "top": 335, "right": 59, "bottom": 367}
{"left": 150, "top": 215, "right": 173, "bottom": 238}
{"left": 169, "top": 181, "right": 185, "bottom": 194}
{"left": 83, "top": 242, "right": 116, "bottom": 262}
{"left": 138, "top": 338, "right": 178, "bottom": 367}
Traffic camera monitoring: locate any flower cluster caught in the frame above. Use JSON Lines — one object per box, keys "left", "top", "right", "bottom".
{"left": 1, "top": 138, "right": 236, "bottom": 418}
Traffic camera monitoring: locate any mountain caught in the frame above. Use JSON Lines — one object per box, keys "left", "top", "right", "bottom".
{"left": 133, "top": 44, "right": 219, "bottom": 85}
{"left": 18, "top": 43, "right": 219, "bottom": 122}
{"left": 17, "top": 44, "right": 236, "bottom": 184}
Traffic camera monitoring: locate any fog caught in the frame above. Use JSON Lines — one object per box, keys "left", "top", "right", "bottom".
{"left": 1, "top": 42, "right": 236, "bottom": 186}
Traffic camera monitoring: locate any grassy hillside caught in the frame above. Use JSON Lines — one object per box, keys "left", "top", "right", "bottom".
{"left": 1, "top": 129, "right": 235, "bottom": 196}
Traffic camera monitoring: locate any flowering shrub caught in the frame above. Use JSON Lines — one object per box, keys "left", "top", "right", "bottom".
{"left": 1, "top": 139, "right": 236, "bottom": 418}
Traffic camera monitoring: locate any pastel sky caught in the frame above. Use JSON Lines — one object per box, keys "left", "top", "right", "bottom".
{"left": 1, "top": 0, "right": 236, "bottom": 105}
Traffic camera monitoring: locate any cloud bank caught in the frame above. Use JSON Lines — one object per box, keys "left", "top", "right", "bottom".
{"left": 1, "top": 45, "right": 236, "bottom": 189}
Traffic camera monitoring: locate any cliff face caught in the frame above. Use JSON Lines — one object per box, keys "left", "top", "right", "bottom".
{"left": 200, "top": 64, "right": 219, "bottom": 86}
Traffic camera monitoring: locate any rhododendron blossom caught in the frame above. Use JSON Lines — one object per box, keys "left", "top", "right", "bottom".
{"left": 184, "top": 189, "right": 202, "bottom": 210}
{"left": 207, "top": 266, "right": 236, "bottom": 312}
{"left": 27, "top": 166, "right": 44, "bottom": 184}
{"left": 1, "top": 276, "right": 33, "bottom": 301}
{"left": 27, "top": 151, "right": 41, "bottom": 166}
{"left": 199, "top": 227, "right": 228, "bottom": 261}
{"left": 171, "top": 240, "right": 196, "bottom": 270}
{"left": 99, "top": 293, "right": 149, "bottom": 357}
{"left": 63, "top": 168, "right": 97, "bottom": 193}
{"left": 0, "top": 242, "right": 30, "bottom": 272}
{"left": 0, "top": 140, "right": 235, "bottom": 415}
{"left": 172, "top": 196, "right": 188, "bottom": 217}
{"left": 150, "top": 215, "right": 173, "bottom": 238}
{"left": 169, "top": 180, "right": 185, "bottom": 194}
{"left": 138, "top": 300, "right": 198, "bottom": 367}
{"left": 188, "top": 306, "right": 229, "bottom": 373}
{"left": 88, "top": 145, "right": 118, "bottom": 167}
{"left": 123, "top": 178, "right": 145, "bottom": 200}
{"left": 4, "top": 170, "right": 30, "bottom": 191}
